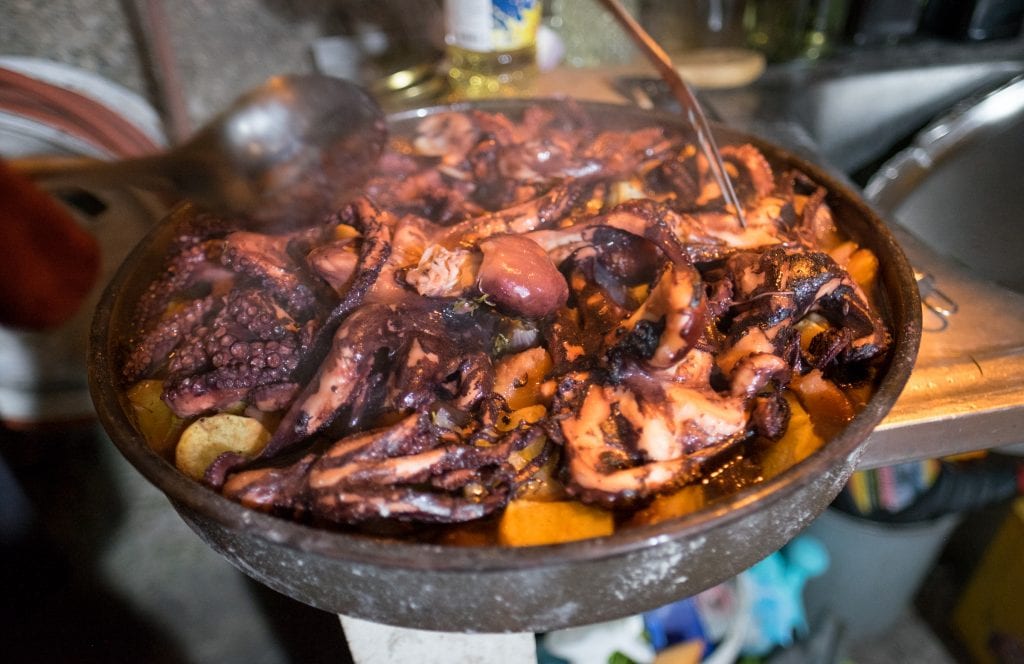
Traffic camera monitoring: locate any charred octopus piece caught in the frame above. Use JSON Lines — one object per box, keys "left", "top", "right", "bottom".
{"left": 538, "top": 200, "right": 709, "bottom": 370}
{"left": 718, "top": 245, "right": 889, "bottom": 381}
{"left": 122, "top": 235, "right": 231, "bottom": 384}
{"left": 439, "top": 180, "right": 589, "bottom": 248}
{"left": 224, "top": 402, "right": 540, "bottom": 524}
{"left": 265, "top": 297, "right": 496, "bottom": 460}
{"left": 221, "top": 230, "right": 319, "bottom": 317}
{"left": 559, "top": 379, "right": 745, "bottom": 507}
{"left": 123, "top": 295, "right": 218, "bottom": 385}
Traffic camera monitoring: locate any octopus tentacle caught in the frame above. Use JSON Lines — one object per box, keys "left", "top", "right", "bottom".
{"left": 559, "top": 382, "right": 744, "bottom": 507}
{"left": 221, "top": 230, "right": 318, "bottom": 317}
{"left": 129, "top": 237, "right": 227, "bottom": 333}
{"left": 439, "top": 180, "right": 589, "bottom": 248}
{"left": 122, "top": 295, "right": 216, "bottom": 383}
{"left": 225, "top": 409, "right": 535, "bottom": 524}
{"left": 321, "top": 197, "right": 395, "bottom": 331}
{"left": 161, "top": 289, "right": 308, "bottom": 417}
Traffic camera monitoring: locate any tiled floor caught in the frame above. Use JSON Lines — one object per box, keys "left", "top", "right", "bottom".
{"left": 3, "top": 425, "right": 966, "bottom": 664}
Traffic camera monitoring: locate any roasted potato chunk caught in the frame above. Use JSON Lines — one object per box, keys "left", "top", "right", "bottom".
{"left": 498, "top": 500, "right": 613, "bottom": 546}
{"left": 792, "top": 368, "right": 856, "bottom": 439}
{"left": 126, "top": 380, "right": 183, "bottom": 456}
{"left": 847, "top": 247, "right": 879, "bottom": 292}
{"left": 760, "top": 394, "right": 825, "bottom": 480}
{"left": 175, "top": 414, "right": 271, "bottom": 481}
{"left": 626, "top": 485, "right": 706, "bottom": 528}
{"left": 493, "top": 347, "right": 553, "bottom": 410}
{"left": 498, "top": 404, "right": 547, "bottom": 432}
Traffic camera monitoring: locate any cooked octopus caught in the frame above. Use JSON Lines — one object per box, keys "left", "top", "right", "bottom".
{"left": 121, "top": 105, "right": 891, "bottom": 527}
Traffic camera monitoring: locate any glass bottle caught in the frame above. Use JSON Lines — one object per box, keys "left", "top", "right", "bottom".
{"left": 744, "top": 0, "right": 850, "bottom": 62}
{"left": 445, "top": 0, "right": 542, "bottom": 98}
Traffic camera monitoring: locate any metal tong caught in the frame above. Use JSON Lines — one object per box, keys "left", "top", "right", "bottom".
{"left": 597, "top": 0, "right": 747, "bottom": 228}
{"left": 915, "top": 269, "right": 959, "bottom": 331}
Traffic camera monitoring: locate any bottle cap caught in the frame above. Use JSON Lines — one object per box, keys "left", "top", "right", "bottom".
{"left": 368, "top": 52, "right": 446, "bottom": 109}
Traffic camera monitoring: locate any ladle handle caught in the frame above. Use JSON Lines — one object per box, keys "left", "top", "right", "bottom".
{"left": 596, "top": 0, "right": 747, "bottom": 227}
{"left": 8, "top": 154, "right": 175, "bottom": 193}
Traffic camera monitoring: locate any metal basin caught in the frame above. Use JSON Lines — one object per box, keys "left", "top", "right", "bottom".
{"left": 623, "top": 53, "right": 1024, "bottom": 174}
{"left": 88, "top": 100, "right": 920, "bottom": 633}
{"left": 852, "top": 76, "right": 1024, "bottom": 466}
{"left": 789, "top": 60, "right": 1024, "bottom": 173}
{"left": 866, "top": 76, "right": 1024, "bottom": 294}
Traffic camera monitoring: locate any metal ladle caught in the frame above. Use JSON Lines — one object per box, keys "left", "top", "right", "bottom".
{"left": 597, "top": 0, "right": 747, "bottom": 227}
{"left": 15, "top": 74, "right": 387, "bottom": 228}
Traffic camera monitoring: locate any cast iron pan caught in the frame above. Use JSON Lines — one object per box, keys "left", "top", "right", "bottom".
{"left": 89, "top": 100, "right": 921, "bottom": 633}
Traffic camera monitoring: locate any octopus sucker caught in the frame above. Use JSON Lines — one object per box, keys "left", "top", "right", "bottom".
{"left": 123, "top": 106, "right": 892, "bottom": 529}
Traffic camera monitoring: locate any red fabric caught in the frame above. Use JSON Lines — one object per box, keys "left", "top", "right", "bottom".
{"left": 0, "top": 159, "right": 101, "bottom": 329}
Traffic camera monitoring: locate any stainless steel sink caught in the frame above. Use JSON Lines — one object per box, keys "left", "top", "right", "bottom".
{"left": 856, "top": 75, "right": 1024, "bottom": 466}
{"left": 866, "top": 76, "right": 1024, "bottom": 293}
{"left": 700, "top": 45, "right": 1024, "bottom": 174}
{"left": 786, "top": 61, "right": 1024, "bottom": 172}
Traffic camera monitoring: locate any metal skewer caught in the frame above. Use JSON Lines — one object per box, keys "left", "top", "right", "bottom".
{"left": 597, "top": 0, "right": 747, "bottom": 228}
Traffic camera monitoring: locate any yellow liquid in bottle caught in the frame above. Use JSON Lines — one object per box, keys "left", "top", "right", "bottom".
{"left": 447, "top": 44, "right": 538, "bottom": 99}
{"left": 444, "top": 0, "right": 541, "bottom": 99}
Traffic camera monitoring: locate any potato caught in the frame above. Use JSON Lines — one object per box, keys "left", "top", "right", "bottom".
{"left": 496, "top": 405, "right": 565, "bottom": 501}
{"left": 791, "top": 368, "right": 855, "bottom": 439}
{"left": 828, "top": 239, "right": 858, "bottom": 266}
{"left": 513, "top": 455, "right": 565, "bottom": 502}
{"left": 846, "top": 247, "right": 879, "bottom": 293}
{"left": 493, "top": 347, "right": 553, "bottom": 410}
{"left": 498, "top": 500, "right": 614, "bottom": 546}
{"left": 437, "top": 520, "right": 498, "bottom": 547}
{"left": 844, "top": 381, "right": 874, "bottom": 410}
{"left": 626, "top": 485, "right": 706, "bottom": 528}
{"left": 333, "top": 223, "right": 360, "bottom": 240}
{"left": 498, "top": 404, "right": 547, "bottom": 433}
{"left": 175, "top": 413, "right": 271, "bottom": 481}
{"left": 507, "top": 429, "right": 566, "bottom": 502}
{"left": 608, "top": 177, "right": 647, "bottom": 207}
{"left": 830, "top": 242, "right": 879, "bottom": 294}
{"left": 760, "top": 394, "right": 825, "bottom": 480}
{"left": 126, "top": 380, "right": 183, "bottom": 456}
{"left": 628, "top": 282, "right": 650, "bottom": 307}
{"left": 795, "top": 315, "right": 829, "bottom": 354}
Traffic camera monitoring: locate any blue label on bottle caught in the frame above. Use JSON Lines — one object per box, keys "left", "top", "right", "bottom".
{"left": 447, "top": 0, "right": 540, "bottom": 52}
